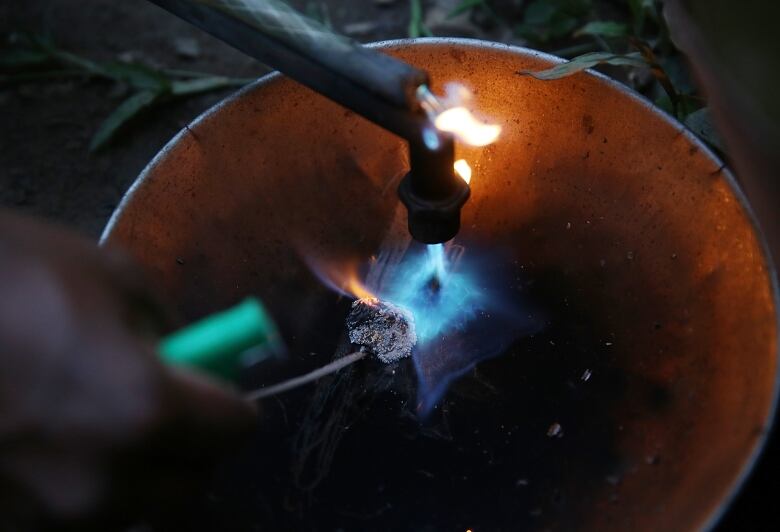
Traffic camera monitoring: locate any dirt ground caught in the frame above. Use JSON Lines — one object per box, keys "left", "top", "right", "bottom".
{"left": 0, "top": 1, "right": 775, "bottom": 530}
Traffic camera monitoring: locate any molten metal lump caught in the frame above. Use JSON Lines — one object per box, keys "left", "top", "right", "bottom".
{"left": 346, "top": 298, "right": 417, "bottom": 363}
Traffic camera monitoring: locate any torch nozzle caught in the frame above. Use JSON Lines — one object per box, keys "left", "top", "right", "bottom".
{"left": 416, "top": 85, "right": 445, "bottom": 116}
{"left": 398, "top": 126, "right": 468, "bottom": 244}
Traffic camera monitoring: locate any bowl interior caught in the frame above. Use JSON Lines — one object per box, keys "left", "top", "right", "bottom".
{"left": 103, "top": 40, "right": 777, "bottom": 531}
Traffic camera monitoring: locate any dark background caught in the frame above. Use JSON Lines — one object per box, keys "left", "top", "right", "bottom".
{"left": 1, "top": 1, "right": 776, "bottom": 530}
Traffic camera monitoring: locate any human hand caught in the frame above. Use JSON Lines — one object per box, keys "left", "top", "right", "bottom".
{"left": 0, "top": 211, "right": 256, "bottom": 530}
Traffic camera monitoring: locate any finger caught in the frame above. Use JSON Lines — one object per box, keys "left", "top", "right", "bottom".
{"left": 162, "top": 367, "right": 258, "bottom": 450}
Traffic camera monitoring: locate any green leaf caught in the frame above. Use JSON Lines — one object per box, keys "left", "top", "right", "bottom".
{"left": 0, "top": 48, "right": 52, "bottom": 70}
{"left": 654, "top": 93, "right": 674, "bottom": 115}
{"left": 628, "top": 0, "right": 654, "bottom": 34}
{"left": 575, "top": 21, "right": 629, "bottom": 38}
{"left": 630, "top": 38, "right": 680, "bottom": 116}
{"left": 683, "top": 107, "right": 724, "bottom": 152}
{"left": 101, "top": 61, "right": 171, "bottom": 92}
{"left": 171, "top": 76, "right": 248, "bottom": 96}
{"left": 517, "top": 52, "right": 647, "bottom": 80}
{"left": 90, "top": 90, "right": 160, "bottom": 152}
{"left": 49, "top": 49, "right": 105, "bottom": 76}
{"left": 8, "top": 34, "right": 107, "bottom": 77}
{"left": 447, "top": 0, "right": 486, "bottom": 19}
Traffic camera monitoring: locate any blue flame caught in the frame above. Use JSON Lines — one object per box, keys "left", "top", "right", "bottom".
{"left": 305, "top": 240, "right": 538, "bottom": 416}
{"left": 427, "top": 243, "right": 447, "bottom": 281}
{"left": 378, "top": 243, "right": 538, "bottom": 416}
{"left": 382, "top": 244, "right": 481, "bottom": 343}
{"left": 422, "top": 127, "right": 441, "bottom": 150}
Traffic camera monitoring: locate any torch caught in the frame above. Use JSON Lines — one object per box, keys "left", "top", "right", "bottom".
{"left": 148, "top": 0, "right": 470, "bottom": 244}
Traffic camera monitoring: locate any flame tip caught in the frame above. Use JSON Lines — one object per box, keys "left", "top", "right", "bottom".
{"left": 421, "top": 84, "right": 502, "bottom": 149}
{"left": 433, "top": 106, "right": 502, "bottom": 147}
{"left": 454, "top": 158, "right": 472, "bottom": 184}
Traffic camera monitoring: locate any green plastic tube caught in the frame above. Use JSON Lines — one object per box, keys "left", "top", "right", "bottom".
{"left": 159, "top": 297, "right": 278, "bottom": 380}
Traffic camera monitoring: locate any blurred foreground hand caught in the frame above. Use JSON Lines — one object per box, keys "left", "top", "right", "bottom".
{"left": 0, "top": 211, "right": 256, "bottom": 531}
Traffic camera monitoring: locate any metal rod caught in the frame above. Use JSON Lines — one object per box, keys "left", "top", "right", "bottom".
{"left": 149, "top": 0, "right": 466, "bottom": 243}
{"left": 148, "top": 0, "right": 430, "bottom": 141}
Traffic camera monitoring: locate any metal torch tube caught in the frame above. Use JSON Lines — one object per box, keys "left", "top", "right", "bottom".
{"left": 148, "top": 0, "right": 430, "bottom": 141}
{"left": 149, "top": 0, "right": 465, "bottom": 243}
{"left": 408, "top": 134, "right": 457, "bottom": 199}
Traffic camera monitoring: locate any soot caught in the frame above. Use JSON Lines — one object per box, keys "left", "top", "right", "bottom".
{"left": 346, "top": 298, "right": 417, "bottom": 363}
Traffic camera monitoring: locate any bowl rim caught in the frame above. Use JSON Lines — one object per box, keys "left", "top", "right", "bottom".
{"left": 100, "top": 37, "right": 780, "bottom": 531}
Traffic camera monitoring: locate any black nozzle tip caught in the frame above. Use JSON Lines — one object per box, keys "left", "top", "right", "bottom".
{"left": 398, "top": 173, "right": 471, "bottom": 244}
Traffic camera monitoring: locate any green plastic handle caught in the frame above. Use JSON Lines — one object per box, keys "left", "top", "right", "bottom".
{"left": 159, "top": 297, "right": 278, "bottom": 380}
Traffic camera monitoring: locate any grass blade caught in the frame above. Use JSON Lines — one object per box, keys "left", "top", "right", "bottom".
{"left": 574, "top": 21, "right": 629, "bottom": 38}
{"left": 0, "top": 49, "right": 52, "bottom": 70}
{"left": 517, "top": 52, "right": 646, "bottom": 80}
{"left": 630, "top": 38, "right": 680, "bottom": 116}
{"left": 171, "top": 76, "right": 250, "bottom": 96}
{"left": 101, "top": 61, "right": 171, "bottom": 92}
{"left": 49, "top": 49, "right": 106, "bottom": 77}
{"left": 90, "top": 90, "right": 160, "bottom": 152}
{"left": 408, "top": 0, "right": 432, "bottom": 38}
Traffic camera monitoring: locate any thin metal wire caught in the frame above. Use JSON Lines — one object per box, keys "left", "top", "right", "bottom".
{"left": 245, "top": 351, "right": 367, "bottom": 401}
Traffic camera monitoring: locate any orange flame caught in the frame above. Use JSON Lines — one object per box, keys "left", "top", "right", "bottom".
{"left": 419, "top": 83, "right": 502, "bottom": 147}
{"left": 303, "top": 256, "right": 375, "bottom": 300}
{"left": 343, "top": 271, "right": 374, "bottom": 300}
{"left": 434, "top": 107, "right": 501, "bottom": 147}
{"left": 453, "top": 159, "right": 472, "bottom": 184}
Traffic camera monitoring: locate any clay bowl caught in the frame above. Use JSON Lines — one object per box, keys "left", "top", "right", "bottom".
{"left": 102, "top": 39, "right": 777, "bottom": 531}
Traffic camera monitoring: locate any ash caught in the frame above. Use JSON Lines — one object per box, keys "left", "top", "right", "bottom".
{"left": 347, "top": 298, "right": 417, "bottom": 363}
